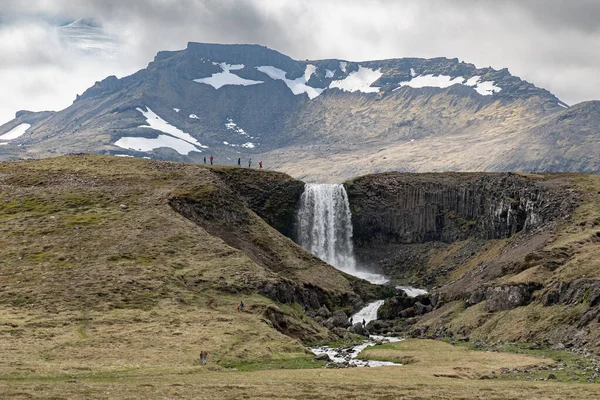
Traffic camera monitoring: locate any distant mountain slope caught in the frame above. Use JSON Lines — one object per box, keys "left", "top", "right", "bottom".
{"left": 0, "top": 42, "right": 597, "bottom": 180}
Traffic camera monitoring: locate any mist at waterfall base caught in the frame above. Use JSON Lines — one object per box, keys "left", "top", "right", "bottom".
{"left": 296, "top": 183, "right": 388, "bottom": 285}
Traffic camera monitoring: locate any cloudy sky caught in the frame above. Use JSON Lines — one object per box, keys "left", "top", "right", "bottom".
{"left": 0, "top": 0, "right": 599, "bottom": 125}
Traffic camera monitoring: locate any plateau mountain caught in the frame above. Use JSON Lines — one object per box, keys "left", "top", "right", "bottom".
{"left": 0, "top": 42, "right": 597, "bottom": 181}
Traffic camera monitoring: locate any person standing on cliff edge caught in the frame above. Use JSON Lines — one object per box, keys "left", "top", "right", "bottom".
{"left": 237, "top": 157, "right": 241, "bottom": 167}
{"left": 259, "top": 161, "right": 263, "bottom": 169}
{"left": 210, "top": 155, "right": 214, "bottom": 165}
{"left": 248, "top": 158, "right": 252, "bottom": 168}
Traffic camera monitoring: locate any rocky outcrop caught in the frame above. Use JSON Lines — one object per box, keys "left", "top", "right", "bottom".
{"left": 378, "top": 292, "right": 432, "bottom": 320}
{"left": 324, "top": 310, "right": 350, "bottom": 329}
{"left": 543, "top": 279, "right": 600, "bottom": 307}
{"left": 483, "top": 284, "right": 541, "bottom": 312}
{"left": 210, "top": 168, "right": 304, "bottom": 238}
{"left": 347, "top": 173, "right": 573, "bottom": 246}
{"left": 263, "top": 305, "right": 331, "bottom": 342}
{"left": 347, "top": 173, "right": 577, "bottom": 285}
{"left": 349, "top": 322, "right": 369, "bottom": 336}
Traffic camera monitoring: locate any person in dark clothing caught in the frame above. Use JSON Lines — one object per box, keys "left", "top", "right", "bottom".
{"left": 200, "top": 351, "right": 208, "bottom": 365}
{"left": 203, "top": 156, "right": 206, "bottom": 164}
{"left": 248, "top": 158, "right": 252, "bottom": 168}
{"left": 259, "top": 161, "right": 263, "bottom": 169}
{"left": 237, "top": 157, "right": 241, "bottom": 167}
{"left": 239, "top": 301, "right": 244, "bottom": 312}
{"left": 349, "top": 317, "right": 353, "bottom": 325}
{"left": 362, "top": 319, "right": 366, "bottom": 327}
{"left": 210, "top": 155, "right": 214, "bottom": 165}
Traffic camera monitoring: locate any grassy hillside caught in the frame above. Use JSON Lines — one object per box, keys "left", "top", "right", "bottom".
{"left": 2, "top": 155, "right": 600, "bottom": 398}
{"left": 0, "top": 155, "right": 372, "bottom": 378}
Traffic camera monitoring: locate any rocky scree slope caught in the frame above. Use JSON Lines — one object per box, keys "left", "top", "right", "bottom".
{"left": 347, "top": 172, "right": 600, "bottom": 350}
{"left": 0, "top": 43, "right": 597, "bottom": 180}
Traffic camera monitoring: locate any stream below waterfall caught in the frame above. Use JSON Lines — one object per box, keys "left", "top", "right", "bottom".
{"left": 309, "top": 291, "right": 426, "bottom": 368}
{"left": 297, "top": 184, "right": 428, "bottom": 367}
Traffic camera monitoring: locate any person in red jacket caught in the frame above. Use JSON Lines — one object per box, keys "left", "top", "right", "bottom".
{"left": 259, "top": 161, "right": 263, "bottom": 169}
{"left": 210, "top": 155, "right": 214, "bottom": 165}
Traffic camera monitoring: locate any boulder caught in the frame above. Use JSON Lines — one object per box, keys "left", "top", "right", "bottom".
{"left": 467, "top": 289, "right": 486, "bottom": 306}
{"left": 317, "top": 306, "right": 332, "bottom": 318}
{"left": 378, "top": 292, "right": 422, "bottom": 319}
{"left": 349, "top": 322, "right": 369, "bottom": 337}
{"left": 484, "top": 284, "right": 538, "bottom": 312}
{"left": 400, "top": 307, "right": 416, "bottom": 319}
{"left": 413, "top": 302, "right": 432, "bottom": 316}
{"left": 314, "top": 353, "right": 331, "bottom": 362}
{"left": 331, "top": 310, "right": 349, "bottom": 328}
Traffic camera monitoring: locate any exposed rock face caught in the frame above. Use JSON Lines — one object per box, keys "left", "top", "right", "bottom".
{"left": 484, "top": 284, "right": 540, "bottom": 312}
{"left": 210, "top": 168, "right": 304, "bottom": 238}
{"left": 543, "top": 279, "right": 600, "bottom": 307}
{"left": 263, "top": 305, "right": 331, "bottom": 342}
{"left": 349, "top": 322, "right": 369, "bottom": 336}
{"left": 347, "top": 172, "right": 576, "bottom": 284}
{"left": 324, "top": 310, "right": 350, "bottom": 329}
{"left": 377, "top": 292, "right": 432, "bottom": 320}
{"left": 347, "top": 173, "right": 570, "bottom": 245}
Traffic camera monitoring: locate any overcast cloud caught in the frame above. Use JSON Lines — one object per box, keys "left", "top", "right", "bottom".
{"left": 0, "top": 0, "right": 599, "bottom": 125}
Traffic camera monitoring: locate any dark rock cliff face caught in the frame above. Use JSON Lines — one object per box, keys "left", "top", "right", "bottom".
{"left": 347, "top": 172, "right": 571, "bottom": 245}
{"left": 345, "top": 172, "right": 576, "bottom": 285}
{"left": 210, "top": 168, "right": 304, "bottom": 238}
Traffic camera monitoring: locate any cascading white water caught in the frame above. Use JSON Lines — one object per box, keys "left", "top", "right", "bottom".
{"left": 350, "top": 300, "right": 385, "bottom": 326}
{"left": 297, "top": 183, "right": 388, "bottom": 284}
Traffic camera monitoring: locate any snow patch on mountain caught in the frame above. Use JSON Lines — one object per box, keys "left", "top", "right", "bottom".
{"left": 0, "top": 123, "right": 31, "bottom": 141}
{"left": 257, "top": 65, "right": 325, "bottom": 99}
{"left": 304, "top": 64, "right": 317, "bottom": 81}
{"left": 115, "top": 135, "right": 200, "bottom": 155}
{"left": 396, "top": 74, "right": 501, "bottom": 95}
{"left": 241, "top": 142, "right": 256, "bottom": 148}
{"left": 339, "top": 61, "right": 347, "bottom": 72}
{"left": 189, "top": 114, "right": 200, "bottom": 119}
{"left": 225, "top": 118, "right": 251, "bottom": 137}
{"left": 325, "top": 69, "right": 335, "bottom": 78}
{"left": 194, "top": 63, "right": 264, "bottom": 89}
{"left": 397, "top": 74, "right": 464, "bottom": 90}
{"left": 136, "top": 107, "right": 207, "bottom": 148}
{"left": 173, "top": 108, "right": 180, "bottom": 113}
{"left": 114, "top": 107, "right": 208, "bottom": 155}
{"left": 465, "top": 77, "right": 502, "bottom": 95}
{"left": 329, "top": 66, "right": 382, "bottom": 93}
{"left": 558, "top": 102, "right": 569, "bottom": 108}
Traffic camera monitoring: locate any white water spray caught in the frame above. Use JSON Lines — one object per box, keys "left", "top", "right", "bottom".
{"left": 297, "top": 184, "right": 388, "bottom": 284}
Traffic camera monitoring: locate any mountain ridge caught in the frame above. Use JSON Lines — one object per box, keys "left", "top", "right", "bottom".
{"left": 0, "top": 42, "right": 597, "bottom": 180}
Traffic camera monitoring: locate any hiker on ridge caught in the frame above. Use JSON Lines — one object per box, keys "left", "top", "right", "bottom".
{"left": 248, "top": 158, "right": 252, "bottom": 168}
{"left": 259, "top": 161, "right": 263, "bottom": 169}
{"left": 203, "top": 156, "right": 206, "bottom": 164}
{"left": 237, "top": 157, "right": 241, "bottom": 167}
{"left": 210, "top": 155, "right": 214, "bottom": 165}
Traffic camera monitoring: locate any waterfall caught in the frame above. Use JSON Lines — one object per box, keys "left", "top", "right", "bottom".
{"left": 296, "top": 183, "right": 387, "bottom": 284}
